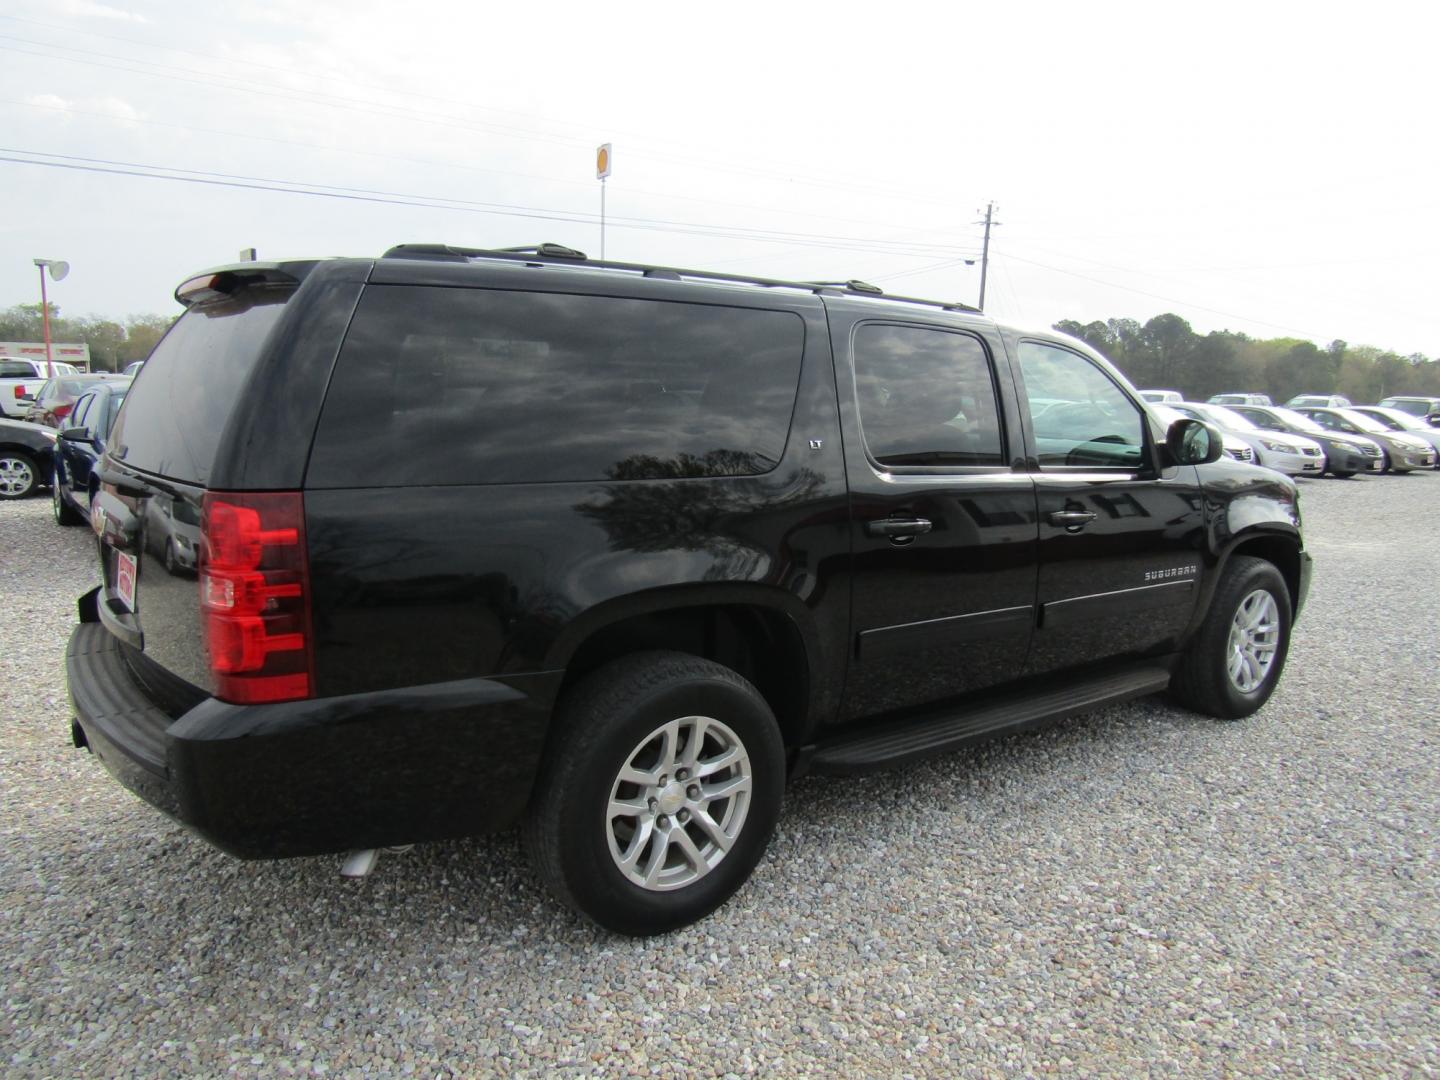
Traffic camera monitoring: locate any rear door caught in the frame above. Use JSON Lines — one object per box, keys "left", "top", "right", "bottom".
{"left": 1009, "top": 338, "right": 1205, "bottom": 675}
{"left": 831, "top": 308, "right": 1039, "bottom": 722}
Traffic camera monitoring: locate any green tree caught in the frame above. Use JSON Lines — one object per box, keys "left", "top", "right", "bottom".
{"left": 120, "top": 314, "right": 173, "bottom": 362}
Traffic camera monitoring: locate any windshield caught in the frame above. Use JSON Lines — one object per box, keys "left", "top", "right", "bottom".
{"left": 1172, "top": 403, "right": 1255, "bottom": 431}
{"left": 1199, "top": 404, "right": 1257, "bottom": 431}
{"left": 1335, "top": 409, "right": 1389, "bottom": 434}
{"left": 1361, "top": 408, "right": 1420, "bottom": 431}
{"left": 1269, "top": 407, "right": 1326, "bottom": 434}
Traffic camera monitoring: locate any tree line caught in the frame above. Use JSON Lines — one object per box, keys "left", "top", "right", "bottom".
{"left": 1055, "top": 314, "right": 1439, "bottom": 404}
{"left": 0, "top": 303, "right": 174, "bottom": 372}
{"left": 4, "top": 298, "right": 1436, "bottom": 403}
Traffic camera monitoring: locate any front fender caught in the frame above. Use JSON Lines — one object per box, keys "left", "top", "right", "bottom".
{"left": 1186, "top": 463, "right": 1310, "bottom": 635}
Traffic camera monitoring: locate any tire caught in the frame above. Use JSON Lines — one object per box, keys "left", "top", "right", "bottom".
{"left": 0, "top": 450, "right": 39, "bottom": 499}
{"left": 524, "top": 650, "right": 785, "bottom": 936}
{"left": 1171, "top": 555, "right": 1292, "bottom": 720}
{"left": 52, "top": 466, "right": 83, "bottom": 525}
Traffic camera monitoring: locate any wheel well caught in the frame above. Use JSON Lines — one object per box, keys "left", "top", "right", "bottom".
{"left": 559, "top": 605, "right": 810, "bottom": 748}
{"left": 1227, "top": 536, "right": 1301, "bottom": 609}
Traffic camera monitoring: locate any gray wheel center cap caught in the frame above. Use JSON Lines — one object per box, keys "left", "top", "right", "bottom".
{"left": 656, "top": 782, "right": 686, "bottom": 816}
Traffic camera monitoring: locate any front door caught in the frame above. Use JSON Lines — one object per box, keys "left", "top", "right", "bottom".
{"left": 1010, "top": 340, "right": 1205, "bottom": 676}
{"left": 834, "top": 315, "right": 1039, "bottom": 723}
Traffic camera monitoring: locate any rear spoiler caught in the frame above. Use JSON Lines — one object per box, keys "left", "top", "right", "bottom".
{"left": 174, "top": 261, "right": 319, "bottom": 307}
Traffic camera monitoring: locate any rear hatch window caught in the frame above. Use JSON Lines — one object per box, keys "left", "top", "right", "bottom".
{"left": 99, "top": 285, "right": 292, "bottom": 695}
{"left": 111, "top": 288, "right": 287, "bottom": 484}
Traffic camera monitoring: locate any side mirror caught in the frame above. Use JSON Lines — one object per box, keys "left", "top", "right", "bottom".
{"left": 17, "top": 393, "right": 34, "bottom": 404}
{"left": 1166, "top": 418, "right": 1223, "bottom": 466}
{"left": 1427, "top": 414, "right": 1440, "bottom": 428}
{"left": 58, "top": 426, "right": 94, "bottom": 445}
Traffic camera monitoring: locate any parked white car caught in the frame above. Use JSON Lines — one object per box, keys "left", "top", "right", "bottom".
{"left": 1, "top": 356, "right": 81, "bottom": 419}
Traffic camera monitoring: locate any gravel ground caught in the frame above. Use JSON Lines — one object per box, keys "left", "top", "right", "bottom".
{"left": 2, "top": 472, "right": 1437, "bottom": 1078}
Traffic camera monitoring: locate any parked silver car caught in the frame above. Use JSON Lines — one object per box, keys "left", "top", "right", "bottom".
{"left": 1294, "top": 407, "right": 1436, "bottom": 473}
{"left": 1228, "top": 405, "right": 1382, "bottom": 478}
{"left": 1172, "top": 402, "right": 1326, "bottom": 477}
{"left": 1349, "top": 406, "right": 1440, "bottom": 468}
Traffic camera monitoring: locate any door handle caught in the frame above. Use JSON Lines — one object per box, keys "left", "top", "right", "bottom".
{"left": 865, "top": 517, "right": 933, "bottom": 538}
{"left": 1048, "top": 509, "right": 1097, "bottom": 528}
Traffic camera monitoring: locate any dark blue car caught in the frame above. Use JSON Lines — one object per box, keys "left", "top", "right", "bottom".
{"left": 52, "top": 379, "right": 131, "bottom": 527}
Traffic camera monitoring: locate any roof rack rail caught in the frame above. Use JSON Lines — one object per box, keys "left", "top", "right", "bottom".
{"left": 379, "top": 243, "right": 982, "bottom": 314}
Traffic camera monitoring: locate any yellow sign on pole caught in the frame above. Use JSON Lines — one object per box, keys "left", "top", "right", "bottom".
{"left": 596, "top": 143, "right": 612, "bottom": 180}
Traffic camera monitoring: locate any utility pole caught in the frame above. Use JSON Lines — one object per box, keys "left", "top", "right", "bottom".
{"left": 976, "top": 202, "right": 1000, "bottom": 311}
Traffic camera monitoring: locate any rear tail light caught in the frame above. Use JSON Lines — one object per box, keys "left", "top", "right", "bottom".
{"left": 53, "top": 403, "right": 74, "bottom": 421}
{"left": 13, "top": 385, "right": 23, "bottom": 399}
{"left": 201, "top": 491, "right": 314, "bottom": 704}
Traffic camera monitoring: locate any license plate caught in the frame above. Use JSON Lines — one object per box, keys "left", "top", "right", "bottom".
{"left": 116, "top": 550, "right": 137, "bottom": 612}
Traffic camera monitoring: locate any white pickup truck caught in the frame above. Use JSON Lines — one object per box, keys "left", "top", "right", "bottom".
{"left": 0, "top": 356, "right": 80, "bottom": 419}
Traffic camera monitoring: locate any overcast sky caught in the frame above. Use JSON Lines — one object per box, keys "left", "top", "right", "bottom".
{"left": 2, "top": 1, "right": 1435, "bottom": 356}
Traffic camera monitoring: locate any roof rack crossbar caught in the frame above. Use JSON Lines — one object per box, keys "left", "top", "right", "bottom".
{"left": 380, "top": 243, "right": 982, "bottom": 314}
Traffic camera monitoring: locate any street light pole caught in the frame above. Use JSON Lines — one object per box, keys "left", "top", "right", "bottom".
{"left": 32, "top": 258, "right": 69, "bottom": 377}
{"left": 37, "top": 264, "right": 54, "bottom": 377}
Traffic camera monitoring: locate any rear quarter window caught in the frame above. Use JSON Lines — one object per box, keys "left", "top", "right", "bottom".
{"left": 307, "top": 286, "right": 805, "bottom": 487}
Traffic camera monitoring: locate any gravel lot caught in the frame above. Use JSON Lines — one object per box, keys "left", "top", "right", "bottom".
{"left": 2, "top": 472, "right": 1437, "bottom": 1078}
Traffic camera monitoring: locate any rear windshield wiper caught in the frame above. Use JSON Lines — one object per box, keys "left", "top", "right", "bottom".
{"left": 96, "top": 464, "right": 157, "bottom": 498}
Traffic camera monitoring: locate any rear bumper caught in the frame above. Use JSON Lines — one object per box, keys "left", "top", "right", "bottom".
{"left": 67, "top": 601, "right": 561, "bottom": 858}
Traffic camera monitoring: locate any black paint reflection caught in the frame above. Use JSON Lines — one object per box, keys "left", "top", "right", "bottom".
{"left": 307, "top": 287, "right": 807, "bottom": 488}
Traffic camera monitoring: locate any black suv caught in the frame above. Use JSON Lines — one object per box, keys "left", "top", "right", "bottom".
{"left": 68, "top": 244, "right": 1311, "bottom": 934}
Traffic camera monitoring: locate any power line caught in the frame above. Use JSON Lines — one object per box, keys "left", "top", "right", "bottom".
{"left": 0, "top": 149, "right": 982, "bottom": 261}
{"left": 1, "top": 95, "right": 985, "bottom": 240}
{"left": 0, "top": 32, "right": 963, "bottom": 211}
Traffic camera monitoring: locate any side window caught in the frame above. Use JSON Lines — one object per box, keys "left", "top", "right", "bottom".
{"left": 71, "top": 393, "right": 94, "bottom": 430}
{"left": 1018, "top": 342, "right": 1145, "bottom": 469}
{"left": 853, "top": 323, "right": 1004, "bottom": 468}
{"left": 308, "top": 287, "right": 805, "bottom": 487}
{"left": 1242, "top": 411, "right": 1281, "bottom": 431}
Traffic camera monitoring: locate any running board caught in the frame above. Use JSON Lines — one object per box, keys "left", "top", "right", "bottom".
{"left": 804, "top": 666, "right": 1172, "bottom": 776}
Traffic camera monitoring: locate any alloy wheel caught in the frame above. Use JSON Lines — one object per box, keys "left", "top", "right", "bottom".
{"left": 605, "top": 714, "right": 752, "bottom": 892}
{"left": 0, "top": 456, "right": 36, "bottom": 498}
{"left": 1227, "top": 588, "right": 1280, "bottom": 693}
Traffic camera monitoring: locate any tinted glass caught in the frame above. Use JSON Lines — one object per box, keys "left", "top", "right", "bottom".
{"left": 308, "top": 286, "right": 805, "bottom": 487}
{"left": 111, "top": 287, "right": 289, "bottom": 484}
{"left": 852, "top": 324, "right": 1003, "bottom": 467}
{"left": 1019, "top": 342, "right": 1145, "bottom": 469}
{"left": 0, "top": 360, "right": 34, "bottom": 378}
